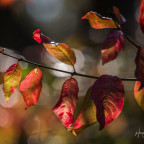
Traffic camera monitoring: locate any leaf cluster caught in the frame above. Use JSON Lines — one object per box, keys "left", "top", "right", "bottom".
{"left": 1, "top": 2, "right": 144, "bottom": 136}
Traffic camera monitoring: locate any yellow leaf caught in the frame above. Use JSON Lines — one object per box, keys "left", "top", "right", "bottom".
{"left": 43, "top": 43, "right": 76, "bottom": 66}
{"left": 3, "top": 63, "right": 22, "bottom": 102}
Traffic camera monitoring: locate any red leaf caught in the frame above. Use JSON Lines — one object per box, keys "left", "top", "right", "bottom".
{"left": 134, "top": 81, "right": 144, "bottom": 111}
{"left": 33, "top": 29, "right": 51, "bottom": 44}
{"left": 135, "top": 47, "right": 144, "bottom": 83}
{"left": 139, "top": 0, "right": 144, "bottom": 34}
{"left": 91, "top": 75, "right": 124, "bottom": 130}
{"left": 102, "top": 30, "right": 125, "bottom": 65}
{"left": 3, "top": 63, "right": 22, "bottom": 102}
{"left": 53, "top": 78, "right": 79, "bottom": 130}
{"left": 19, "top": 68, "right": 43, "bottom": 109}
{"left": 72, "top": 87, "right": 97, "bottom": 136}
{"left": 113, "top": 6, "right": 126, "bottom": 25}
{"left": 81, "top": 11, "right": 117, "bottom": 29}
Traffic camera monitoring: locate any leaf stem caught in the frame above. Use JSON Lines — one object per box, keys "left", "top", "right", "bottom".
{"left": 0, "top": 50, "right": 138, "bottom": 81}
{"left": 72, "top": 65, "right": 76, "bottom": 73}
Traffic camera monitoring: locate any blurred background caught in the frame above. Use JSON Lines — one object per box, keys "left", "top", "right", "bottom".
{"left": 0, "top": 0, "right": 144, "bottom": 143}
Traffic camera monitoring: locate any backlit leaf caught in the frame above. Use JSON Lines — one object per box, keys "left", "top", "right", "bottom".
{"left": 53, "top": 78, "right": 79, "bottom": 131}
{"left": 33, "top": 29, "right": 51, "bottom": 44}
{"left": 139, "top": 0, "right": 144, "bottom": 34}
{"left": 3, "top": 63, "right": 22, "bottom": 102}
{"left": 19, "top": 68, "right": 43, "bottom": 109}
{"left": 72, "top": 87, "right": 97, "bottom": 136}
{"left": 135, "top": 47, "right": 144, "bottom": 83}
{"left": 113, "top": 6, "right": 126, "bottom": 25}
{"left": 102, "top": 30, "right": 125, "bottom": 64}
{"left": 91, "top": 75, "right": 124, "bottom": 130}
{"left": 43, "top": 43, "right": 76, "bottom": 66}
{"left": 134, "top": 81, "right": 144, "bottom": 111}
{"left": 33, "top": 29, "right": 76, "bottom": 67}
{"left": 81, "top": 11, "right": 117, "bottom": 29}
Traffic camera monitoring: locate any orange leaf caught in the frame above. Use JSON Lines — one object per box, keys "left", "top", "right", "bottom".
{"left": 43, "top": 43, "right": 76, "bottom": 66}
{"left": 139, "top": 0, "right": 144, "bottom": 34}
{"left": 134, "top": 81, "right": 144, "bottom": 111}
{"left": 19, "top": 68, "right": 43, "bottom": 109}
{"left": 33, "top": 29, "right": 76, "bottom": 67}
{"left": 53, "top": 78, "right": 79, "bottom": 131}
{"left": 72, "top": 87, "right": 97, "bottom": 136}
{"left": 102, "top": 30, "right": 125, "bottom": 65}
{"left": 3, "top": 63, "right": 22, "bottom": 102}
{"left": 91, "top": 75, "right": 124, "bottom": 130}
{"left": 82, "top": 11, "right": 117, "bottom": 29}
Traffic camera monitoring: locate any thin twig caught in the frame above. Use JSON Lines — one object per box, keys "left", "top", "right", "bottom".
{"left": 111, "top": 13, "right": 140, "bottom": 48}
{"left": 0, "top": 51, "right": 138, "bottom": 81}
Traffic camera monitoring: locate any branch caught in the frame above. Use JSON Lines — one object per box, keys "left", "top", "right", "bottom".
{"left": 0, "top": 50, "right": 137, "bottom": 81}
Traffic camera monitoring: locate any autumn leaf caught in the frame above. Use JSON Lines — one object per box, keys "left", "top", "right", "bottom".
{"left": 81, "top": 11, "right": 117, "bottom": 29}
{"left": 135, "top": 47, "right": 144, "bottom": 83}
{"left": 72, "top": 87, "right": 97, "bottom": 136}
{"left": 102, "top": 30, "right": 125, "bottom": 64}
{"left": 113, "top": 6, "right": 126, "bottom": 25}
{"left": 3, "top": 63, "right": 22, "bottom": 102}
{"left": 19, "top": 68, "right": 43, "bottom": 109}
{"left": 139, "top": 0, "right": 144, "bottom": 34}
{"left": 53, "top": 78, "right": 79, "bottom": 131}
{"left": 33, "top": 29, "right": 76, "bottom": 67}
{"left": 33, "top": 29, "right": 51, "bottom": 44}
{"left": 134, "top": 81, "right": 144, "bottom": 111}
{"left": 43, "top": 43, "right": 76, "bottom": 66}
{"left": 91, "top": 75, "right": 124, "bottom": 130}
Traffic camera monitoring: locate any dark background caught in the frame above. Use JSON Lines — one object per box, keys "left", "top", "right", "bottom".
{"left": 0, "top": 0, "right": 139, "bottom": 51}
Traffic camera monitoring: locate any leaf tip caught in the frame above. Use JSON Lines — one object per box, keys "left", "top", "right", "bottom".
{"left": 99, "top": 125, "right": 104, "bottom": 131}
{"left": 81, "top": 12, "right": 90, "bottom": 19}
{"left": 5, "top": 96, "right": 9, "bottom": 102}
{"left": 81, "top": 16, "right": 86, "bottom": 19}
{"left": 33, "top": 29, "right": 41, "bottom": 43}
{"left": 71, "top": 130, "right": 78, "bottom": 136}
{"left": 25, "top": 104, "right": 29, "bottom": 110}
{"left": 102, "top": 61, "right": 106, "bottom": 65}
